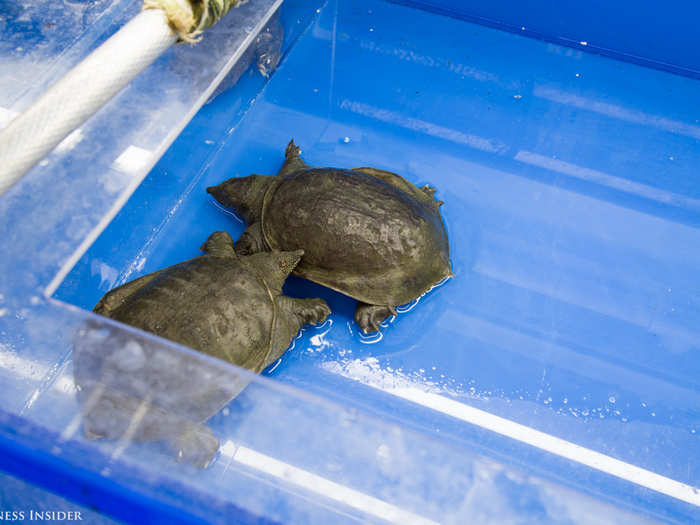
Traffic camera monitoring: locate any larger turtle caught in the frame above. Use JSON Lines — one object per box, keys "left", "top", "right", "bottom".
{"left": 207, "top": 140, "right": 452, "bottom": 333}
{"left": 74, "top": 231, "right": 329, "bottom": 466}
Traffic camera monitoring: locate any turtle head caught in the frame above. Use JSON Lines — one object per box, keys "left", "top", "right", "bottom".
{"left": 206, "top": 175, "right": 273, "bottom": 223}
{"left": 245, "top": 250, "right": 304, "bottom": 293}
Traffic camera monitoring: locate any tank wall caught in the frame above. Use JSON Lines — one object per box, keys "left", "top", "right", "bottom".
{"left": 387, "top": 0, "right": 700, "bottom": 78}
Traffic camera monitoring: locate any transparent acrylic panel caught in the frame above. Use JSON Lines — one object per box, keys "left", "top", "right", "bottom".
{"left": 0, "top": 0, "right": 283, "bottom": 298}
{"left": 0, "top": 0, "right": 135, "bottom": 113}
{"left": 0, "top": 304, "right": 659, "bottom": 523}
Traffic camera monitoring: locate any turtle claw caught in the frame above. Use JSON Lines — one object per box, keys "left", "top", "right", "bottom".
{"left": 355, "top": 304, "right": 396, "bottom": 334}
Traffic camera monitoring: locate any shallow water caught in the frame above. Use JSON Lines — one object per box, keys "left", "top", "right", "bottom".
{"left": 55, "top": 0, "right": 699, "bottom": 520}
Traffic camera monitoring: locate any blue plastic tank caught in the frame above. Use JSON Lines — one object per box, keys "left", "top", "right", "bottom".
{"left": 0, "top": 0, "right": 698, "bottom": 523}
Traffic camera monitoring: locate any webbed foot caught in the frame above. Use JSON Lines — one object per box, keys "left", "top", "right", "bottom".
{"left": 295, "top": 297, "right": 331, "bottom": 325}
{"left": 169, "top": 424, "right": 219, "bottom": 468}
{"left": 421, "top": 184, "right": 436, "bottom": 197}
{"left": 421, "top": 184, "right": 444, "bottom": 206}
{"left": 354, "top": 304, "right": 397, "bottom": 333}
{"left": 267, "top": 297, "right": 332, "bottom": 368}
{"left": 201, "top": 231, "right": 236, "bottom": 257}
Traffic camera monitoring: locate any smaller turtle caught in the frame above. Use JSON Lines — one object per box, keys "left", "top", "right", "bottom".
{"left": 207, "top": 141, "right": 452, "bottom": 333}
{"left": 74, "top": 231, "right": 329, "bottom": 467}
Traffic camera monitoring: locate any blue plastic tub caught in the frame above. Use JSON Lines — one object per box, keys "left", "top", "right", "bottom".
{"left": 1, "top": 0, "right": 698, "bottom": 523}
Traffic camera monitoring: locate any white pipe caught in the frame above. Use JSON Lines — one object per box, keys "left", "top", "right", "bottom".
{"left": 0, "top": 9, "right": 178, "bottom": 195}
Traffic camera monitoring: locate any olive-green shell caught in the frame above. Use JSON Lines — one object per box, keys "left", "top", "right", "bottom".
{"left": 261, "top": 167, "right": 451, "bottom": 306}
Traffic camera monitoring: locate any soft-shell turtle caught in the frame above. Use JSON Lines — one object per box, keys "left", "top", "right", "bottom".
{"left": 207, "top": 141, "right": 452, "bottom": 333}
{"left": 74, "top": 231, "right": 329, "bottom": 466}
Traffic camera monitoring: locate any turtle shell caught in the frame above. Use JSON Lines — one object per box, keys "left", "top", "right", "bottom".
{"left": 261, "top": 167, "right": 451, "bottom": 306}
{"left": 74, "top": 250, "right": 284, "bottom": 446}
{"left": 103, "top": 255, "right": 276, "bottom": 372}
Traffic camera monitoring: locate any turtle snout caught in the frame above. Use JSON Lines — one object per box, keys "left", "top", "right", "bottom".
{"left": 206, "top": 183, "right": 226, "bottom": 204}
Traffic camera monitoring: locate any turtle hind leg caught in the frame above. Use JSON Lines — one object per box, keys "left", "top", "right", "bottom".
{"left": 265, "top": 297, "right": 331, "bottom": 369}
{"left": 234, "top": 222, "right": 266, "bottom": 256}
{"left": 278, "top": 139, "right": 311, "bottom": 177}
{"left": 421, "top": 184, "right": 444, "bottom": 206}
{"left": 354, "top": 304, "right": 397, "bottom": 334}
{"left": 421, "top": 184, "right": 436, "bottom": 198}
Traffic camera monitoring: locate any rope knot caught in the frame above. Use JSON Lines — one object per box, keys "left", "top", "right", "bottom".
{"left": 144, "top": 0, "right": 248, "bottom": 44}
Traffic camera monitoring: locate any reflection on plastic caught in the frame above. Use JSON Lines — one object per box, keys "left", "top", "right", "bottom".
{"left": 220, "top": 440, "right": 439, "bottom": 525}
{"left": 204, "top": 10, "right": 284, "bottom": 103}
{"left": 324, "top": 357, "right": 700, "bottom": 507}
{"left": 73, "top": 320, "right": 248, "bottom": 467}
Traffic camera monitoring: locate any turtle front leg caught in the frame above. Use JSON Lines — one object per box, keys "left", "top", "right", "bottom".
{"left": 266, "top": 296, "right": 331, "bottom": 368}
{"left": 234, "top": 222, "right": 266, "bottom": 256}
{"left": 354, "top": 303, "right": 397, "bottom": 334}
{"left": 200, "top": 230, "right": 236, "bottom": 257}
